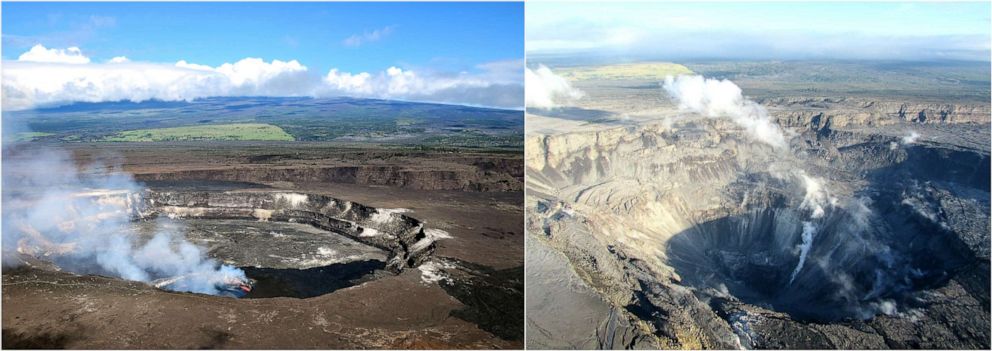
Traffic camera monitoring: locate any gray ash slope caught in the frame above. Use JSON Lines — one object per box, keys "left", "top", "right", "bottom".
{"left": 525, "top": 64, "right": 990, "bottom": 349}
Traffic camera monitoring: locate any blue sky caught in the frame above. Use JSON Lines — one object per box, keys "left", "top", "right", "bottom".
{"left": 3, "top": 2, "right": 523, "bottom": 73}
{"left": 1, "top": 2, "right": 524, "bottom": 110}
{"left": 527, "top": 2, "right": 991, "bottom": 61}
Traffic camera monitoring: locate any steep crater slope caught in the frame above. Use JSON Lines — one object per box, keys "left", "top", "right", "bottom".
{"left": 526, "top": 118, "right": 990, "bottom": 349}
{"left": 142, "top": 191, "right": 438, "bottom": 273}
{"left": 125, "top": 151, "right": 524, "bottom": 192}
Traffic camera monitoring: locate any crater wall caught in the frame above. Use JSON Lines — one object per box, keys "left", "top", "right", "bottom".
{"left": 140, "top": 191, "right": 436, "bottom": 272}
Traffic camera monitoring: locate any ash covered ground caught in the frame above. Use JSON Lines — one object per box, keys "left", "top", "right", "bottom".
{"left": 525, "top": 61, "right": 990, "bottom": 349}
{"left": 2, "top": 100, "right": 524, "bottom": 349}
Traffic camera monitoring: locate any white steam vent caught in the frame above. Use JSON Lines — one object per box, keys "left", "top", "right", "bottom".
{"left": 2, "top": 148, "right": 248, "bottom": 297}
{"left": 274, "top": 193, "right": 309, "bottom": 208}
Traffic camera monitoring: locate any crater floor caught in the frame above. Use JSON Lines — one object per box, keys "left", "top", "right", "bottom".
{"left": 137, "top": 219, "right": 388, "bottom": 270}
{"left": 525, "top": 68, "right": 990, "bottom": 349}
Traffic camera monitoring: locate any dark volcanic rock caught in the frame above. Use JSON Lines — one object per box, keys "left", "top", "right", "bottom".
{"left": 436, "top": 258, "right": 525, "bottom": 341}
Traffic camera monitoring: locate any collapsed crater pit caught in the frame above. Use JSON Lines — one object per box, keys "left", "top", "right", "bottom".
{"left": 665, "top": 196, "right": 968, "bottom": 322}
{"left": 133, "top": 218, "right": 389, "bottom": 298}
{"left": 531, "top": 122, "right": 987, "bottom": 326}
{"left": 125, "top": 190, "right": 440, "bottom": 298}
{"left": 662, "top": 138, "right": 987, "bottom": 323}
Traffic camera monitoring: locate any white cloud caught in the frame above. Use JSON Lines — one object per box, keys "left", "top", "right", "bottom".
{"left": 212, "top": 58, "right": 309, "bottom": 89}
{"left": 319, "top": 60, "right": 524, "bottom": 108}
{"left": 2, "top": 45, "right": 523, "bottom": 110}
{"left": 384, "top": 66, "right": 419, "bottom": 95}
{"left": 3, "top": 54, "right": 314, "bottom": 111}
{"left": 342, "top": 26, "right": 395, "bottom": 47}
{"left": 525, "top": 65, "right": 584, "bottom": 110}
{"left": 5, "top": 61, "right": 224, "bottom": 110}
{"left": 663, "top": 74, "right": 788, "bottom": 149}
{"left": 17, "top": 44, "right": 91, "bottom": 64}
{"left": 324, "top": 69, "right": 373, "bottom": 94}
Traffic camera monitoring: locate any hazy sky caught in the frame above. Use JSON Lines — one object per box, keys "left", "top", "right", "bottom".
{"left": 1, "top": 2, "right": 524, "bottom": 110}
{"left": 527, "top": 2, "right": 991, "bottom": 62}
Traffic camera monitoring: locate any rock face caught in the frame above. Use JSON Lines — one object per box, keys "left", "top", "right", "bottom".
{"left": 762, "top": 97, "right": 992, "bottom": 130}
{"left": 134, "top": 157, "right": 524, "bottom": 192}
{"left": 526, "top": 111, "right": 990, "bottom": 349}
{"left": 141, "top": 191, "right": 436, "bottom": 272}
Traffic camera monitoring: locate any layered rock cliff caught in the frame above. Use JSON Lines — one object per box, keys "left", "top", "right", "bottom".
{"left": 141, "top": 191, "right": 437, "bottom": 272}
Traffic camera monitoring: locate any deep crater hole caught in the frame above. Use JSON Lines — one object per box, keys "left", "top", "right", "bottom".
{"left": 137, "top": 218, "right": 391, "bottom": 299}
{"left": 666, "top": 199, "right": 967, "bottom": 322}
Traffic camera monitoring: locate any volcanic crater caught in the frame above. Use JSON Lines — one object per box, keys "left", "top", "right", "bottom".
{"left": 132, "top": 190, "right": 439, "bottom": 298}
{"left": 527, "top": 114, "right": 990, "bottom": 348}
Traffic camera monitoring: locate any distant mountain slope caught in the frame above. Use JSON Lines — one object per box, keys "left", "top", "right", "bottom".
{"left": 3, "top": 97, "right": 523, "bottom": 148}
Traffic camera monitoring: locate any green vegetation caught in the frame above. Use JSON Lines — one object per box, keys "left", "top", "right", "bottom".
{"left": 557, "top": 62, "right": 693, "bottom": 81}
{"left": 3, "top": 97, "right": 522, "bottom": 148}
{"left": 103, "top": 123, "right": 294, "bottom": 142}
{"left": 421, "top": 131, "right": 524, "bottom": 149}
{"left": 11, "top": 132, "right": 54, "bottom": 142}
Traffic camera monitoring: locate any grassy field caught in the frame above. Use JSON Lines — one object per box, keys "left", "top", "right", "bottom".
{"left": 10, "top": 132, "right": 54, "bottom": 142}
{"left": 103, "top": 123, "right": 294, "bottom": 142}
{"left": 556, "top": 62, "right": 693, "bottom": 81}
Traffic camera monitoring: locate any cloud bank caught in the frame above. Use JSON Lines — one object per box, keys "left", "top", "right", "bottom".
{"left": 2, "top": 45, "right": 523, "bottom": 110}
{"left": 323, "top": 61, "right": 524, "bottom": 108}
{"left": 525, "top": 65, "right": 584, "bottom": 110}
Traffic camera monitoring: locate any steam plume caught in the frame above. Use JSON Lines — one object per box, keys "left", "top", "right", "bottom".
{"left": 902, "top": 131, "right": 921, "bottom": 145}
{"left": 662, "top": 74, "right": 838, "bottom": 217}
{"left": 526, "top": 65, "right": 584, "bottom": 110}
{"left": 787, "top": 221, "right": 816, "bottom": 285}
{"left": 660, "top": 74, "right": 931, "bottom": 319}
{"left": 890, "top": 130, "right": 921, "bottom": 150}
{"left": 2, "top": 146, "right": 246, "bottom": 296}
{"left": 799, "top": 173, "right": 837, "bottom": 219}
{"left": 662, "top": 75, "right": 787, "bottom": 149}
